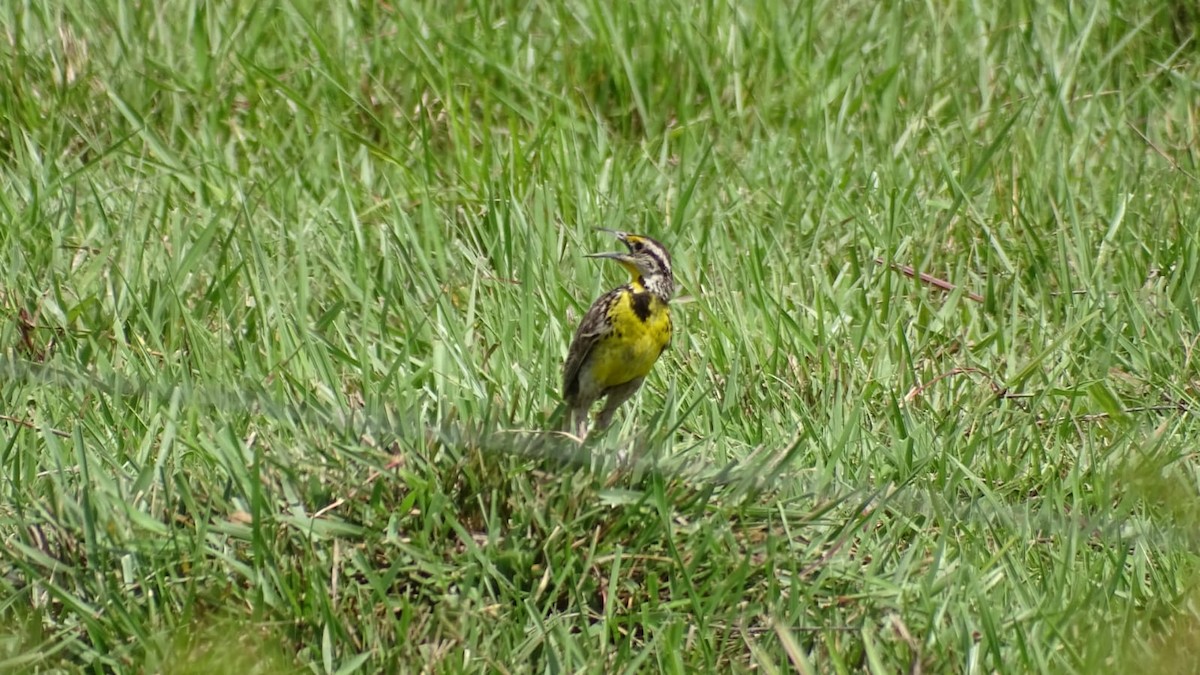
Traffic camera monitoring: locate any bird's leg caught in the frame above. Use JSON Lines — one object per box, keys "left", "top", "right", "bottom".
{"left": 568, "top": 404, "right": 591, "bottom": 440}
{"left": 595, "top": 377, "right": 644, "bottom": 431}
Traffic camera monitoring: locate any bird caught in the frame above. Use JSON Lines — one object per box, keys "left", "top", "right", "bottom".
{"left": 562, "top": 230, "right": 674, "bottom": 439}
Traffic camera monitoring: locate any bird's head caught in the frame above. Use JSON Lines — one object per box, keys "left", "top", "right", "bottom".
{"left": 586, "top": 230, "right": 674, "bottom": 300}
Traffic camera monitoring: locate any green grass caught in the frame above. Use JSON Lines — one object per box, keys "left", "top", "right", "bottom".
{"left": 2, "top": 0, "right": 1200, "bottom": 671}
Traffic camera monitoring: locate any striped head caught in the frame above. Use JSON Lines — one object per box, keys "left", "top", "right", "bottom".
{"left": 587, "top": 230, "right": 675, "bottom": 300}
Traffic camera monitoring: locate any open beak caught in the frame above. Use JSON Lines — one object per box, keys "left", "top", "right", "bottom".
{"left": 585, "top": 251, "right": 633, "bottom": 261}
{"left": 586, "top": 228, "right": 635, "bottom": 259}
{"left": 596, "top": 228, "right": 638, "bottom": 248}
{"left": 585, "top": 230, "right": 639, "bottom": 274}
{"left": 593, "top": 227, "right": 631, "bottom": 243}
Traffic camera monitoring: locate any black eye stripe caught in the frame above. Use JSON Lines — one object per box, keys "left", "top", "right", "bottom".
{"left": 623, "top": 235, "right": 671, "bottom": 274}
{"left": 643, "top": 246, "right": 670, "bottom": 274}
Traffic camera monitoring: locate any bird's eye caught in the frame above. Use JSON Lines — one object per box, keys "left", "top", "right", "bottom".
{"left": 632, "top": 241, "right": 643, "bottom": 251}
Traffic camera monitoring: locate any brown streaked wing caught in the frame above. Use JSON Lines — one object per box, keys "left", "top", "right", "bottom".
{"left": 562, "top": 288, "right": 621, "bottom": 402}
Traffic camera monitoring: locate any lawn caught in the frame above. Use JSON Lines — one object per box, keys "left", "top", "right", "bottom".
{"left": 2, "top": 0, "right": 1200, "bottom": 672}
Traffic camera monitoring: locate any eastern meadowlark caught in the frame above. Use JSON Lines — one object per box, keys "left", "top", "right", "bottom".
{"left": 563, "top": 230, "right": 674, "bottom": 438}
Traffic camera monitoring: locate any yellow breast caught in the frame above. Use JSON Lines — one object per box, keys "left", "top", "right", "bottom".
{"left": 587, "top": 290, "right": 671, "bottom": 388}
